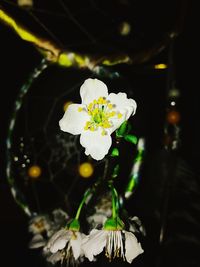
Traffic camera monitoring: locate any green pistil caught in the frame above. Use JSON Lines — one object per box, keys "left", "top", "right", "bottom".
{"left": 93, "top": 113, "right": 102, "bottom": 124}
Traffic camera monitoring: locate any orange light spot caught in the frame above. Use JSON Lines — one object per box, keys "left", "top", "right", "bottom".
{"left": 28, "top": 165, "right": 42, "bottom": 179}
{"left": 167, "top": 110, "right": 181, "bottom": 124}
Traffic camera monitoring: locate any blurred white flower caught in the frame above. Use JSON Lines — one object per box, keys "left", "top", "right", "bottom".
{"left": 82, "top": 229, "right": 143, "bottom": 263}
{"left": 28, "top": 215, "right": 52, "bottom": 249}
{"left": 28, "top": 209, "right": 69, "bottom": 249}
{"left": 87, "top": 192, "right": 112, "bottom": 228}
{"left": 129, "top": 216, "right": 146, "bottom": 236}
{"left": 29, "top": 234, "right": 46, "bottom": 249}
{"left": 49, "top": 209, "right": 69, "bottom": 236}
{"left": 45, "top": 250, "right": 63, "bottom": 265}
{"left": 59, "top": 78, "right": 137, "bottom": 160}
{"left": 29, "top": 215, "right": 51, "bottom": 235}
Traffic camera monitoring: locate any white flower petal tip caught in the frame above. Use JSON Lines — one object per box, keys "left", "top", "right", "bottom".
{"left": 29, "top": 234, "right": 46, "bottom": 249}
{"left": 80, "top": 128, "right": 112, "bottom": 161}
{"left": 59, "top": 104, "right": 89, "bottom": 135}
{"left": 125, "top": 231, "right": 144, "bottom": 263}
{"left": 82, "top": 229, "right": 107, "bottom": 261}
{"left": 80, "top": 78, "right": 108, "bottom": 105}
{"left": 59, "top": 78, "right": 137, "bottom": 160}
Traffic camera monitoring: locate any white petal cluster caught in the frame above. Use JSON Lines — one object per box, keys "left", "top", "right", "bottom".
{"left": 41, "top": 226, "right": 143, "bottom": 265}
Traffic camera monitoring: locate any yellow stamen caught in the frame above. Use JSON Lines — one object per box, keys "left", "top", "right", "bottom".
{"left": 83, "top": 97, "right": 122, "bottom": 133}
{"left": 101, "top": 129, "right": 107, "bottom": 136}
{"left": 118, "top": 113, "right": 122, "bottom": 119}
{"left": 88, "top": 103, "right": 93, "bottom": 111}
{"left": 78, "top": 107, "right": 83, "bottom": 112}
{"left": 108, "top": 111, "right": 116, "bottom": 117}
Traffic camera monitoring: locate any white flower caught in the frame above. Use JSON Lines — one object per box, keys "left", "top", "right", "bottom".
{"left": 49, "top": 209, "right": 69, "bottom": 236}
{"left": 28, "top": 215, "right": 52, "bottom": 249}
{"left": 59, "top": 78, "right": 137, "bottom": 160}
{"left": 44, "top": 228, "right": 85, "bottom": 264}
{"left": 82, "top": 229, "right": 143, "bottom": 263}
{"left": 28, "top": 209, "right": 70, "bottom": 250}
{"left": 29, "top": 215, "right": 52, "bottom": 235}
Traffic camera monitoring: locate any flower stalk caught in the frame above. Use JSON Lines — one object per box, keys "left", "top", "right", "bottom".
{"left": 75, "top": 188, "right": 92, "bottom": 220}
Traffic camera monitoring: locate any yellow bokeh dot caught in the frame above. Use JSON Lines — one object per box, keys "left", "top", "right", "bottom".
{"left": 79, "top": 162, "right": 94, "bottom": 178}
{"left": 63, "top": 101, "right": 73, "bottom": 112}
{"left": 119, "top": 21, "right": 131, "bottom": 36}
{"left": 154, "top": 63, "right": 168, "bottom": 69}
{"left": 28, "top": 165, "right": 42, "bottom": 179}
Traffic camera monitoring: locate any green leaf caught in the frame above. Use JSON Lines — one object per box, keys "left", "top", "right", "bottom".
{"left": 124, "top": 134, "right": 138, "bottom": 144}
{"left": 116, "top": 121, "right": 128, "bottom": 137}
{"left": 112, "top": 164, "right": 120, "bottom": 178}
{"left": 111, "top": 147, "right": 119, "bottom": 157}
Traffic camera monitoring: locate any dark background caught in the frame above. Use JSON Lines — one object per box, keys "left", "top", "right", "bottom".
{"left": 0, "top": 1, "right": 199, "bottom": 267}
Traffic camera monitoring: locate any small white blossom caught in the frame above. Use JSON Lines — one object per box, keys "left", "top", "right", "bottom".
{"left": 44, "top": 228, "right": 85, "bottom": 265}
{"left": 29, "top": 215, "right": 52, "bottom": 235}
{"left": 82, "top": 229, "right": 143, "bottom": 263}
{"left": 28, "top": 209, "right": 69, "bottom": 249}
{"left": 59, "top": 78, "right": 137, "bottom": 160}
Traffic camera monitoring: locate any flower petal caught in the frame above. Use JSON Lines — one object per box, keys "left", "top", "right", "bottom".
{"left": 107, "top": 111, "right": 127, "bottom": 135}
{"left": 82, "top": 229, "right": 107, "bottom": 261}
{"left": 107, "top": 93, "right": 137, "bottom": 134}
{"left": 59, "top": 104, "right": 89, "bottom": 135}
{"left": 47, "top": 251, "right": 63, "bottom": 264}
{"left": 29, "top": 234, "right": 46, "bottom": 249}
{"left": 47, "top": 229, "right": 71, "bottom": 253}
{"left": 124, "top": 231, "right": 144, "bottom": 263}
{"left": 80, "top": 128, "right": 112, "bottom": 160}
{"left": 70, "top": 232, "right": 83, "bottom": 260}
{"left": 108, "top": 92, "right": 137, "bottom": 119}
{"left": 46, "top": 229, "right": 66, "bottom": 248}
{"left": 87, "top": 213, "right": 108, "bottom": 226}
{"left": 80, "top": 78, "right": 108, "bottom": 105}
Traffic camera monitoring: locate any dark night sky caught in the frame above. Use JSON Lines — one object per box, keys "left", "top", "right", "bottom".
{"left": 0, "top": 1, "right": 199, "bottom": 267}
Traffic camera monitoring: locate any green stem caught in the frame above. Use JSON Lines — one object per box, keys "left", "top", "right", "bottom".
{"left": 75, "top": 188, "right": 92, "bottom": 220}
{"left": 111, "top": 188, "right": 117, "bottom": 219}
{"left": 110, "top": 184, "right": 120, "bottom": 219}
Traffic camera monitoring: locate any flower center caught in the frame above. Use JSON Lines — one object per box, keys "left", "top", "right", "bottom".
{"left": 34, "top": 219, "right": 46, "bottom": 232}
{"left": 78, "top": 97, "right": 122, "bottom": 136}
